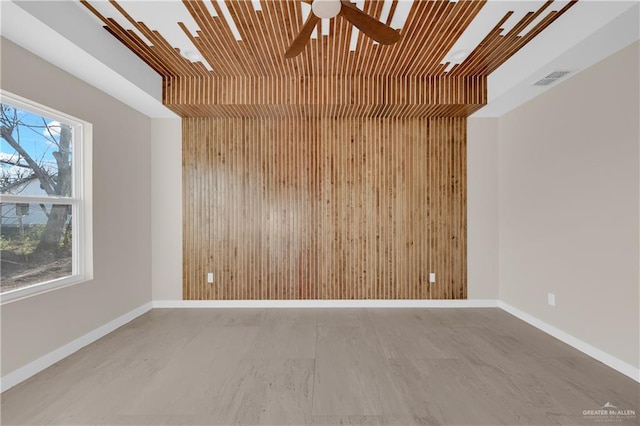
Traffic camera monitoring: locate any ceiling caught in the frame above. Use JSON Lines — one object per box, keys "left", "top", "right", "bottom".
{"left": 1, "top": 1, "right": 638, "bottom": 118}
{"left": 77, "top": 0, "right": 580, "bottom": 117}
{"left": 80, "top": 0, "right": 575, "bottom": 78}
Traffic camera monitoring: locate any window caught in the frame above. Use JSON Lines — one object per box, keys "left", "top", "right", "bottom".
{"left": 0, "top": 92, "right": 92, "bottom": 303}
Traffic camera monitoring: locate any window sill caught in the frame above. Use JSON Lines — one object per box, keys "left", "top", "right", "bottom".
{"left": 0, "top": 274, "right": 92, "bottom": 305}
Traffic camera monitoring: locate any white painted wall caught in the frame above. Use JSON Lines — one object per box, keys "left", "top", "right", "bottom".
{"left": 0, "top": 38, "right": 152, "bottom": 376}
{"left": 467, "top": 118, "right": 500, "bottom": 299}
{"left": 498, "top": 41, "right": 640, "bottom": 368}
{"left": 151, "top": 118, "right": 183, "bottom": 301}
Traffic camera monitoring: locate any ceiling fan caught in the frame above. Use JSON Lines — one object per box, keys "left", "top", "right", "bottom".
{"left": 285, "top": 0, "right": 401, "bottom": 58}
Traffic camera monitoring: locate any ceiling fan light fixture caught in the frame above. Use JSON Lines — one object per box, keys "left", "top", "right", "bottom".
{"left": 312, "top": 0, "right": 341, "bottom": 19}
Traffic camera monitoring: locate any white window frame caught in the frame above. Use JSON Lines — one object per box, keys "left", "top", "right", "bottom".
{"left": 0, "top": 91, "right": 93, "bottom": 304}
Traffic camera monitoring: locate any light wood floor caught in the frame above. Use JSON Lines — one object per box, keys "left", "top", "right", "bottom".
{"left": 1, "top": 308, "right": 638, "bottom": 425}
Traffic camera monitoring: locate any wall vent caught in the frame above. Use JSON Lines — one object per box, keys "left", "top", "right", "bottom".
{"left": 534, "top": 70, "right": 571, "bottom": 86}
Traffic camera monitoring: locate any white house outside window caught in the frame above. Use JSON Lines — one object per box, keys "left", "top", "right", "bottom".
{"left": 0, "top": 92, "right": 92, "bottom": 303}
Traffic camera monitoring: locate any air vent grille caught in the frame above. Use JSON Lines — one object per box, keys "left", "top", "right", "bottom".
{"left": 534, "top": 70, "right": 571, "bottom": 87}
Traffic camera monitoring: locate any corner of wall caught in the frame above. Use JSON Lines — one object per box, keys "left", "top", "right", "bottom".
{"left": 467, "top": 117, "right": 500, "bottom": 300}
{"left": 150, "top": 118, "right": 183, "bottom": 301}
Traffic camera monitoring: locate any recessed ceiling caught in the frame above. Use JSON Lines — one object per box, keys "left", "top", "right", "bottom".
{"left": 77, "top": 0, "right": 580, "bottom": 117}
{"left": 2, "top": 1, "right": 636, "bottom": 119}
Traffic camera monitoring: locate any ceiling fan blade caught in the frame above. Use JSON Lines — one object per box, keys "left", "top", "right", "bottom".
{"left": 285, "top": 13, "right": 320, "bottom": 58}
{"left": 339, "top": 0, "right": 401, "bottom": 45}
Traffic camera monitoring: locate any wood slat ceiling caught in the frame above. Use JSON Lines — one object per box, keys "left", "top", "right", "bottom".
{"left": 81, "top": 0, "right": 577, "bottom": 117}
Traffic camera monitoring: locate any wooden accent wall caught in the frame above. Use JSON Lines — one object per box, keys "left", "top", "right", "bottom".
{"left": 183, "top": 117, "right": 467, "bottom": 300}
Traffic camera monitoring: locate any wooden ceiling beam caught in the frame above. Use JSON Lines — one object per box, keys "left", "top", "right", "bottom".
{"left": 163, "top": 74, "right": 486, "bottom": 118}
{"left": 166, "top": 103, "right": 484, "bottom": 118}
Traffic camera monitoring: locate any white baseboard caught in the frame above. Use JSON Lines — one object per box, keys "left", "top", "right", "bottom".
{"left": 499, "top": 301, "right": 640, "bottom": 383}
{"left": 0, "top": 302, "right": 152, "bottom": 393}
{"left": 152, "top": 299, "right": 500, "bottom": 308}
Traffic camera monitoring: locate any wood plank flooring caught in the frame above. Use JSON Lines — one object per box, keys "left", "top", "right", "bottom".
{"left": 1, "top": 309, "right": 638, "bottom": 425}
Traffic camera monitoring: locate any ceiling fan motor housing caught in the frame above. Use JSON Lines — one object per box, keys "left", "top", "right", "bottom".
{"left": 312, "top": 0, "right": 342, "bottom": 19}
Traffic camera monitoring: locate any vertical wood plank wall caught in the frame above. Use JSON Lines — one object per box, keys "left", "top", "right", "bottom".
{"left": 183, "top": 117, "right": 467, "bottom": 300}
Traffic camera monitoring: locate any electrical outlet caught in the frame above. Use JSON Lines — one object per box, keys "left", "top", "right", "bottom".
{"left": 207, "top": 272, "right": 214, "bottom": 283}
{"left": 429, "top": 272, "right": 436, "bottom": 283}
{"left": 547, "top": 292, "right": 556, "bottom": 306}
